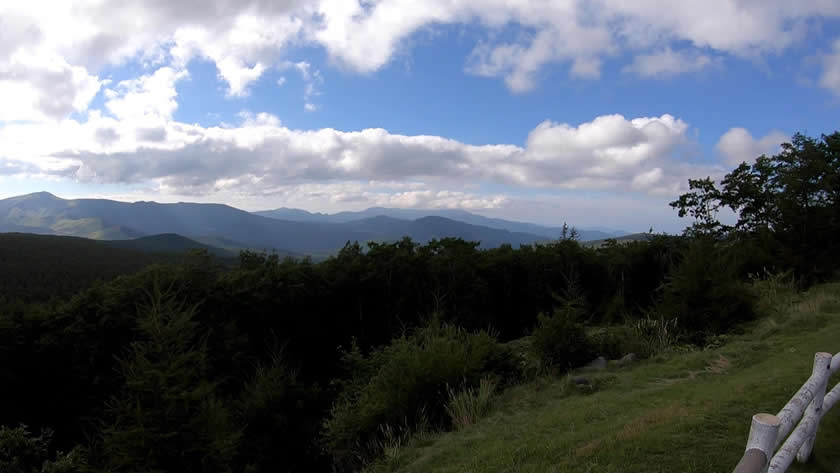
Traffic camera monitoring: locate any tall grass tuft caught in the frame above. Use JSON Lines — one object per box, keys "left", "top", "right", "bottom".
{"left": 445, "top": 377, "right": 497, "bottom": 431}
{"left": 749, "top": 268, "right": 796, "bottom": 300}
{"left": 632, "top": 314, "right": 679, "bottom": 357}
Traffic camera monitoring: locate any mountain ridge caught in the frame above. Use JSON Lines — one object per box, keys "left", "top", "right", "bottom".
{"left": 1, "top": 192, "right": 565, "bottom": 254}
{"left": 103, "top": 233, "right": 238, "bottom": 258}
{"left": 254, "top": 206, "right": 627, "bottom": 241}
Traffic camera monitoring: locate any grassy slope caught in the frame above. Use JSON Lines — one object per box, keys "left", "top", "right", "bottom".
{"left": 372, "top": 284, "right": 840, "bottom": 473}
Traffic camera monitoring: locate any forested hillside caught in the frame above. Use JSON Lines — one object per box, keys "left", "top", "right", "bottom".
{"left": 104, "top": 233, "right": 236, "bottom": 258}
{"left": 0, "top": 131, "right": 838, "bottom": 472}
{"left": 0, "top": 233, "right": 177, "bottom": 309}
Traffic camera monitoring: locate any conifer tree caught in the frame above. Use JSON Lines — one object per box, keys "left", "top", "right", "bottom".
{"left": 99, "top": 282, "right": 241, "bottom": 473}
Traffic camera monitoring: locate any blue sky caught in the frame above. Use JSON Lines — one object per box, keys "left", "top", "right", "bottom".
{"left": 174, "top": 26, "right": 840, "bottom": 149}
{"left": 1, "top": 1, "right": 840, "bottom": 232}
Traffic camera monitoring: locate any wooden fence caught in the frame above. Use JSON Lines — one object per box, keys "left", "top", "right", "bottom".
{"left": 732, "top": 352, "right": 840, "bottom": 473}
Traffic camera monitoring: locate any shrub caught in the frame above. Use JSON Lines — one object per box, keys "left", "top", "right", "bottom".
{"left": 236, "top": 351, "right": 327, "bottom": 473}
{"left": 587, "top": 325, "right": 634, "bottom": 360}
{"left": 586, "top": 317, "right": 680, "bottom": 361}
{"left": 749, "top": 268, "right": 797, "bottom": 316}
{"left": 445, "top": 377, "right": 497, "bottom": 431}
{"left": 656, "top": 238, "right": 757, "bottom": 343}
{"left": 501, "top": 337, "right": 542, "bottom": 380}
{"left": 322, "top": 322, "right": 508, "bottom": 470}
{"left": 531, "top": 305, "right": 594, "bottom": 370}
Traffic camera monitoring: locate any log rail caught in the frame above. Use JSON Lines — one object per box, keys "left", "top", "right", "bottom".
{"left": 732, "top": 352, "right": 840, "bottom": 473}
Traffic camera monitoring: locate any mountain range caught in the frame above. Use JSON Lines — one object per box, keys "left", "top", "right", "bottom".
{"left": 255, "top": 207, "right": 624, "bottom": 241}
{"left": 0, "top": 192, "right": 628, "bottom": 255}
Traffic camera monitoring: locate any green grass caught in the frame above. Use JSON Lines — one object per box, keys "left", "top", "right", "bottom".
{"left": 368, "top": 283, "right": 840, "bottom": 473}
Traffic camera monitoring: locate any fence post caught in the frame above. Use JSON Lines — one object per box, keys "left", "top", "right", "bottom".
{"left": 796, "top": 352, "right": 832, "bottom": 462}
{"left": 733, "top": 413, "right": 780, "bottom": 473}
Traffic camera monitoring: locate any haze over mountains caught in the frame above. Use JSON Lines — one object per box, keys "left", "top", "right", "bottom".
{"left": 254, "top": 207, "right": 624, "bottom": 241}
{"left": 0, "top": 192, "right": 627, "bottom": 255}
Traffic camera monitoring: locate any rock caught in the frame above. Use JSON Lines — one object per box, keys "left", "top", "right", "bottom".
{"left": 584, "top": 356, "right": 607, "bottom": 371}
{"left": 617, "top": 353, "right": 636, "bottom": 366}
{"left": 572, "top": 376, "right": 591, "bottom": 385}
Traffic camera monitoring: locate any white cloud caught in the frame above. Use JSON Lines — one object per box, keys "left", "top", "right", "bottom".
{"left": 465, "top": 17, "right": 613, "bottom": 92}
{"left": 289, "top": 61, "right": 323, "bottom": 111}
{"left": 0, "top": 49, "right": 102, "bottom": 122}
{"left": 256, "top": 185, "right": 511, "bottom": 211}
{"left": 632, "top": 167, "right": 664, "bottom": 189}
{"left": 104, "top": 67, "right": 188, "bottom": 120}
{"left": 514, "top": 114, "right": 695, "bottom": 193}
{"left": 570, "top": 57, "right": 603, "bottom": 80}
{"left": 820, "top": 39, "right": 840, "bottom": 96}
{"left": 0, "top": 111, "right": 715, "bottom": 202}
{"left": 308, "top": 0, "right": 840, "bottom": 91}
{"left": 1, "top": 0, "right": 838, "bottom": 106}
{"left": 716, "top": 127, "right": 788, "bottom": 165}
{"left": 1, "top": 1, "right": 304, "bottom": 101}
{"left": 624, "top": 48, "right": 718, "bottom": 78}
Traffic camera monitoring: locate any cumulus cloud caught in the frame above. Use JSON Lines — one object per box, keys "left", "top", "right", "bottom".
{"left": 0, "top": 106, "right": 716, "bottom": 202}
{"left": 0, "top": 49, "right": 102, "bottom": 122}
{"left": 308, "top": 0, "right": 840, "bottom": 91}
{"left": 104, "top": 67, "right": 188, "bottom": 120}
{"left": 716, "top": 127, "right": 788, "bottom": 165}
{"left": 515, "top": 114, "right": 697, "bottom": 194}
{"left": 464, "top": 8, "right": 614, "bottom": 91}
{"left": 1, "top": 1, "right": 304, "bottom": 101}
{"left": 1, "top": 0, "right": 839, "bottom": 104}
{"left": 821, "top": 39, "right": 840, "bottom": 96}
{"left": 601, "top": 1, "right": 831, "bottom": 54}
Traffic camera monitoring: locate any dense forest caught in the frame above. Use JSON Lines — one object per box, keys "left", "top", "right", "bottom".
{"left": 0, "top": 131, "right": 838, "bottom": 472}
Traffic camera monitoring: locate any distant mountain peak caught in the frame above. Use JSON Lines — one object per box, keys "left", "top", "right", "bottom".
{"left": 0, "top": 191, "right": 65, "bottom": 209}
{"left": 22, "top": 191, "right": 61, "bottom": 200}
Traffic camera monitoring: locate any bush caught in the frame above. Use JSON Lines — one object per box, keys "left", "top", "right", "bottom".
{"left": 587, "top": 325, "right": 633, "bottom": 360}
{"left": 586, "top": 316, "right": 681, "bottom": 361}
{"left": 500, "top": 337, "right": 542, "bottom": 380}
{"left": 531, "top": 305, "right": 594, "bottom": 370}
{"left": 322, "top": 322, "right": 509, "bottom": 470}
{"left": 656, "top": 238, "right": 757, "bottom": 343}
{"left": 236, "top": 351, "right": 327, "bottom": 473}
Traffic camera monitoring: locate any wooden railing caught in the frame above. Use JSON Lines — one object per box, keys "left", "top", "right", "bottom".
{"left": 732, "top": 352, "right": 840, "bottom": 473}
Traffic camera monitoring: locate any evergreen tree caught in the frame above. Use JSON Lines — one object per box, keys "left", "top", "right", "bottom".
{"left": 98, "top": 283, "right": 241, "bottom": 473}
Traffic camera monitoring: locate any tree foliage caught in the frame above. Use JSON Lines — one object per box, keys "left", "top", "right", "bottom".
{"left": 671, "top": 131, "right": 840, "bottom": 281}
{"left": 99, "top": 283, "right": 241, "bottom": 473}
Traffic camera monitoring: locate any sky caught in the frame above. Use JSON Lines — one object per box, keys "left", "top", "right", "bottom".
{"left": 1, "top": 1, "right": 839, "bottom": 232}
